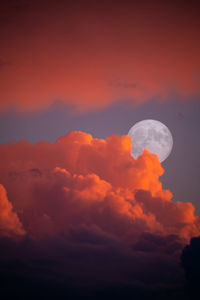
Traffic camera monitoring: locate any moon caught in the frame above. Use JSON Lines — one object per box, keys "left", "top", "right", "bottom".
{"left": 127, "top": 119, "right": 173, "bottom": 162}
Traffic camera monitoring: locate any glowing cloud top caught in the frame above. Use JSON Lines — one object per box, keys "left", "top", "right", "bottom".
{"left": 0, "top": 131, "right": 199, "bottom": 241}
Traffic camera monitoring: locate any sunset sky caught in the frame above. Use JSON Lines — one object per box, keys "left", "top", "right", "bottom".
{"left": 0, "top": 0, "right": 200, "bottom": 299}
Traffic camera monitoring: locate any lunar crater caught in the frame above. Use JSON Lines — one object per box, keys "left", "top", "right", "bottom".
{"left": 128, "top": 120, "right": 173, "bottom": 163}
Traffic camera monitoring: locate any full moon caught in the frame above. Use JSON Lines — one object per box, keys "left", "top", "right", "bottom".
{"left": 128, "top": 119, "right": 173, "bottom": 163}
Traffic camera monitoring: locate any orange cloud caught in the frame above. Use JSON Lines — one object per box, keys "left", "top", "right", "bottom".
{"left": 0, "top": 0, "right": 199, "bottom": 112}
{"left": 0, "top": 184, "right": 25, "bottom": 238}
{"left": 0, "top": 131, "right": 199, "bottom": 241}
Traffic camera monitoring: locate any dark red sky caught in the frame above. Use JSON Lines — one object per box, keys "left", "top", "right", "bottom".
{"left": 0, "top": 1, "right": 200, "bottom": 299}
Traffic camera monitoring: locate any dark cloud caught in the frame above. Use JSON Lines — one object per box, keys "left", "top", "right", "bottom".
{"left": 109, "top": 79, "right": 137, "bottom": 89}
{"left": 0, "top": 230, "right": 187, "bottom": 299}
{"left": 181, "top": 236, "right": 200, "bottom": 299}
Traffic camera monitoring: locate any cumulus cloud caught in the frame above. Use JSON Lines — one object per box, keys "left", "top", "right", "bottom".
{"left": 0, "top": 184, "right": 25, "bottom": 238}
{"left": 0, "top": 131, "right": 199, "bottom": 242}
{"left": 0, "top": 130, "right": 199, "bottom": 298}
{"left": 0, "top": 0, "right": 199, "bottom": 112}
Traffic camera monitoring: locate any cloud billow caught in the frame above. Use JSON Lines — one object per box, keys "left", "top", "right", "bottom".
{"left": 0, "top": 130, "right": 199, "bottom": 298}
{"left": 0, "top": 131, "right": 199, "bottom": 241}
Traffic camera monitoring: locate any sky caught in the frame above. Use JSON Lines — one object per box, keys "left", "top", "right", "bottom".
{"left": 0, "top": 0, "right": 200, "bottom": 299}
